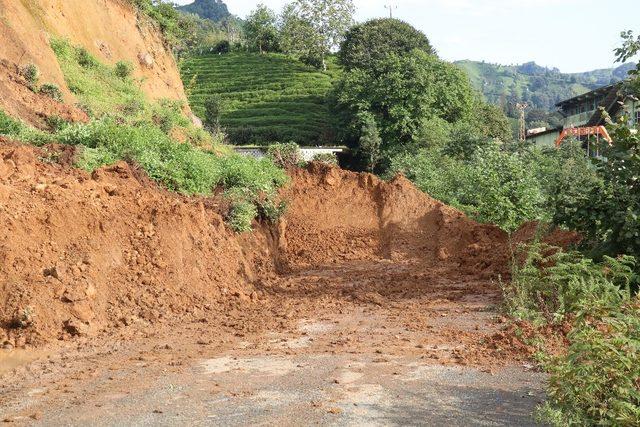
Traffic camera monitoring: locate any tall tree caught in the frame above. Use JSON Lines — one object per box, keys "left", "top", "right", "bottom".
{"left": 338, "top": 18, "right": 435, "bottom": 71}
{"left": 283, "top": 0, "right": 355, "bottom": 70}
{"left": 244, "top": 4, "right": 279, "bottom": 54}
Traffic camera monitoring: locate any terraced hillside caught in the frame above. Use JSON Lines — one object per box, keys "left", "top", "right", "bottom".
{"left": 181, "top": 53, "right": 338, "bottom": 146}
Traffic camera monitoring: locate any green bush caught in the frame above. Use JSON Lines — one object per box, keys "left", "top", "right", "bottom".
{"left": 215, "top": 40, "right": 231, "bottom": 54}
{"left": 21, "top": 63, "right": 39, "bottom": 89}
{"left": 76, "top": 47, "right": 98, "bottom": 68}
{"left": 227, "top": 200, "right": 258, "bottom": 233}
{"left": 537, "top": 299, "right": 640, "bottom": 426}
{"left": 114, "top": 61, "right": 134, "bottom": 79}
{"left": 504, "top": 243, "right": 636, "bottom": 324}
{"left": 267, "top": 142, "right": 303, "bottom": 168}
{"left": 0, "top": 111, "right": 23, "bottom": 135}
{"left": 387, "top": 145, "right": 543, "bottom": 232}
{"left": 204, "top": 95, "right": 222, "bottom": 129}
{"left": 39, "top": 83, "right": 63, "bottom": 102}
{"left": 312, "top": 152, "right": 338, "bottom": 165}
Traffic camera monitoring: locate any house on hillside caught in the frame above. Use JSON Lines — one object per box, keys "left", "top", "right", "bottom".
{"left": 526, "top": 82, "right": 639, "bottom": 148}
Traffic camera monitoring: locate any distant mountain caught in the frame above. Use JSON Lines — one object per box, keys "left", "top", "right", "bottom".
{"left": 455, "top": 60, "right": 636, "bottom": 113}
{"left": 177, "top": 0, "right": 231, "bottom": 22}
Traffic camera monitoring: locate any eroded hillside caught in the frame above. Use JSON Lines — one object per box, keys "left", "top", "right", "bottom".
{"left": 0, "top": 0, "right": 188, "bottom": 127}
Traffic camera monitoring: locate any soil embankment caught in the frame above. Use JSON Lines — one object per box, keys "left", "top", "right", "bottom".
{"left": 0, "top": 0, "right": 188, "bottom": 128}
{"left": 0, "top": 142, "right": 528, "bottom": 350}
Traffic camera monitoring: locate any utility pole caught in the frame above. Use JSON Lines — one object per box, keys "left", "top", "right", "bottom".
{"left": 516, "top": 102, "right": 528, "bottom": 143}
{"left": 384, "top": 3, "right": 397, "bottom": 19}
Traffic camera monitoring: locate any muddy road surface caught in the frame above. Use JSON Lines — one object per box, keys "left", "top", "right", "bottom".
{"left": 0, "top": 260, "right": 545, "bottom": 426}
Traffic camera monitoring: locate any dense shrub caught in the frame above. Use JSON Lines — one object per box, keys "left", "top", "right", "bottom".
{"left": 267, "top": 142, "right": 303, "bottom": 168}
{"left": 387, "top": 145, "right": 543, "bottom": 232}
{"left": 21, "top": 63, "right": 39, "bottom": 89}
{"left": 204, "top": 95, "right": 222, "bottom": 129}
{"left": 215, "top": 40, "right": 231, "bottom": 54}
{"left": 505, "top": 243, "right": 636, "bottom": 323}
{"left": 39, "top": 84, "right": 63, "bottom": 102}
{"left": 76, "top": 47, "right": 98, "bottom": 68}
{"left": 338, "top": 18, "right": 435, "bottom": 72}
{"left": 0, "top": 111, "right": 23, "bottom": 135}
{"left": 114, "top": 61, "right": 134, "bottom": 79}
{"left": 227, "top": 200, "right": 258, "bottom": 233}
{"left": 538, "top": 299, "right": 640, "bottom": 426}
{"left": 312, "top": 152, "right": 338, "bottom": 165}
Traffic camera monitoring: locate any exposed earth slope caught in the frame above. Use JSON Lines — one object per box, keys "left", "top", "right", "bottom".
{"left": 0, "top": 0, "right": 188, "bottom": 128}
{"left": 0, "top": 142, "right": 564, "bottom": 424}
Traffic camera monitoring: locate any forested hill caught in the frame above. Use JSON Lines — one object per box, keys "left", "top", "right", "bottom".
{"left": 177, "top": 0, "right": 231, "bottom": 22}
{"left": 456, "top": 60, "right": 636, "bottom": 112}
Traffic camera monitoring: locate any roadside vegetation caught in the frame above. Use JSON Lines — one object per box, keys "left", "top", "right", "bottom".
{"left": 0, "top": 38, "right": 288, "bottom": 232}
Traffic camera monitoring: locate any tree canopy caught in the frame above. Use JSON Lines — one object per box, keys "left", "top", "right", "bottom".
{"left": 338, "top": 18, "right": 435, "bottom": 71}
{"left": 281, "top": 0, "right": 355, "bottom": 69}
{"left": 244, "top": 4, "right": 280, "bottom": 53}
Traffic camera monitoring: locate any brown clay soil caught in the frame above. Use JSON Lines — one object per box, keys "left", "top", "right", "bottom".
{"left": 0, "top": 141, "right": 573, "bottom": 423}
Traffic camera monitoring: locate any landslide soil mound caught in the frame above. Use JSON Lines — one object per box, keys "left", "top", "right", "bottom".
{"left": 0, "top": 143, "right": 552, "bottom": 351}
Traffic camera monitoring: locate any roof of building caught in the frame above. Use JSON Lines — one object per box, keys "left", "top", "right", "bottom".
{"left": 525, "top": 126, "right": 562, "bottom": 140}
{"left": 555, "top": 82, "right": 623, "bottom": 108}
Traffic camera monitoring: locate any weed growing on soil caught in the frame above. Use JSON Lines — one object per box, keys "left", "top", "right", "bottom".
{"left": 505, "top": 243, "right": 636, "bottom": 324}
{"left": 313, "top": 152, "right": 338, "bottom": 165}
{"left": 114, "top": 61, "right": 134, "bottom": 79}
{"left": 536, "top": 299, "right": 640, "bottom": 426}
{"left": 505, "top": 243, "right": 640, "bottom": 425}
{"left": 20, "top": 63, "right": 39, "bottom": 90}
{"left": 39, "top": 83, "right": 63, "bottom": 102}
{"left": 267, "top": 142, "right": 304, "bottom": 168}
{"left": 0, "top": 111, "right": 23, "bottom": 135}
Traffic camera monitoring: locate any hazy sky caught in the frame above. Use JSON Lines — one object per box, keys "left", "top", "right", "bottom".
{"left": 174, "top": 0, "right": 639, "bottom": 72}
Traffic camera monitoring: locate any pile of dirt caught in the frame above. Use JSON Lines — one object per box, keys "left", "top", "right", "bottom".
{"left": 0, "top": 142, "right": 280, "bottom": 347}
{"left": 0, "top": 0, "right": 189, "bottom": 127}
{"left": 282, "top": 163, "right": 510, "bottom": 278}
{"left": 0, "top": 146, "right": 562, "bottom": 354}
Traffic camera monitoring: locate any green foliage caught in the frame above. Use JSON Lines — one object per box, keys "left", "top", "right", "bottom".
{"left": 180, "top": 52, "right": 337, "bottom": 145}
{"left": 356, "top": 113, "right": 381, "bottom": 172}
{"left": 456, "top": 60, "right": 634, "bottom": 116}
{"left": 0, "top": 111, "right": 23, "bottom": 136}
{"left": 339, "top": 18, "right": 434, "bottom": 72}
{"left": 538, "top": 299, "right": 640, "bottom": 426}
{"left": 21, "top": 63, "right": 39, "bottom": 89}
{"left": 505, "top": 245, "right": 639, "bottom": 426}
{"left": 244, "top": 4, "right": 280, "bottom": 54}
{"left": 571, "top": 121, "right": 640, "bottom": 259}
{"left": 267, "top": 142, "right": 303, "bottom": 168}
{"left": 472, "top": 103, "right": 513, "bottom": 142}
{"left": 51, "top": 38, "right": 145, "bottom": 117}
{"left": 283, "top": 0, "right": 355, "bottom": 70}
{"left": 214, "top": 40, "right": 230, "bottom": 54}
{"left": 227, "top": 199, "right": 259, "bottom": 233}
{"left": 312, "top": 152, "right": 338, "bottom": 165}
{"left": 114, "top": 61, "right": 134, "bottom": 79}
{"left": 334, "top": 49, "right": 477, "bottom": 163}
{"left": 39, "top": 83, "right": 63, "bottom": 102}
{"left": 204, "top": 95, "right": 222, "bottom": 129}
{"left": 76, "top": 47, "right": 98, "bottom": 68}
{"left": 505, "top": 243, "right": 636, "bottom": 323}
{"left": 387, "top": 145, "right": 543, "bottom": 231}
